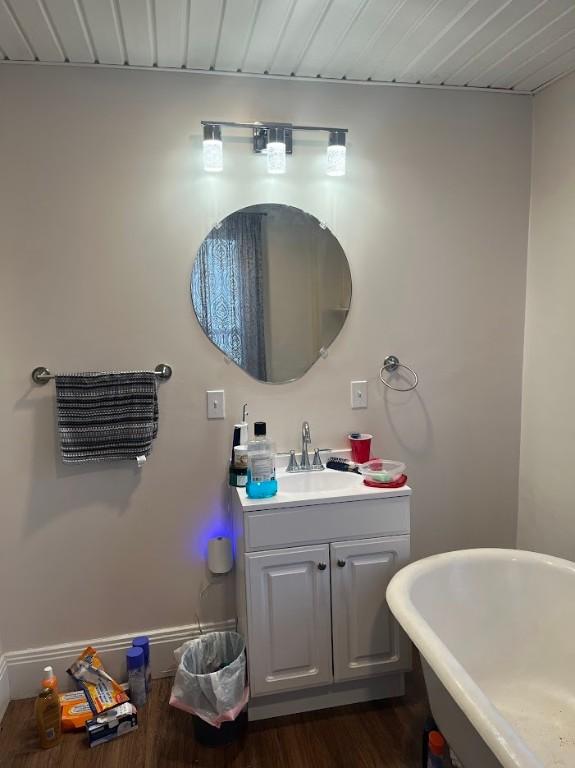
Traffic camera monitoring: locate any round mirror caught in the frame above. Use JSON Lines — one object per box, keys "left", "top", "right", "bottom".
{"left": 191, "top": 204, "right": 352, "bottom": 383}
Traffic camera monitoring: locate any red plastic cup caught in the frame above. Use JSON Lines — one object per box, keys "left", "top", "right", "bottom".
{"left": 348, "top": 433, "right": 372, "bottom": 464}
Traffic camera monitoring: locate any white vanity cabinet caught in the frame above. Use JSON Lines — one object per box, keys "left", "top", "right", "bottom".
{"left": 330, "top": 536, "right": 410, "bottom": 682}
{"left": 233, "top": 476, "right": 412, "bottom": 720}
{"left": 245, "top": 544, "right": 333, "bottom": 696}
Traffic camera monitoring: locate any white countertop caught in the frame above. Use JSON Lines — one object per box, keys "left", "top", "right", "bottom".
{"left": 235, "top": 468, "right": 411, "bottom": 511}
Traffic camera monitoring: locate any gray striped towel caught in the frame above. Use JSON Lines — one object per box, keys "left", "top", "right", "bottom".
{"left": 55, "top": 371, "right": 159, "bottom": 463}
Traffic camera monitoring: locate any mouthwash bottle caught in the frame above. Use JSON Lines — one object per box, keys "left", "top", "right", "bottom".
{"left": 246, "top": 421, "right": 277, "bottom": 499}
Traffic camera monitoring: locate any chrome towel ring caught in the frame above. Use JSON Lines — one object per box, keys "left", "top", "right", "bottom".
{"left": 379, "top": 355, "right": 419, "bottom": 392}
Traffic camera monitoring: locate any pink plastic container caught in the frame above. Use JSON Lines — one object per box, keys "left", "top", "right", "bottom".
{"left": 348, "top": 433, "right": 372, "bottom": 464}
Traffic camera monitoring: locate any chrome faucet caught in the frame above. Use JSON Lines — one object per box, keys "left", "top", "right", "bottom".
{"left": 301, "top": 421, "right": 312, "bottom": 470}
{"left": 285, "top": 422, "right": 325, "bottom": 472}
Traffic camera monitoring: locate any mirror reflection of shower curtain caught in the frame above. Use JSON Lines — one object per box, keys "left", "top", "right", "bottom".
{"left": 192, "top": 213, "right": 267, "bottom": 380}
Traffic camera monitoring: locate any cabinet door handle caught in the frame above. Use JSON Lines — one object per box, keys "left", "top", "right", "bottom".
{"left": 337, "top": 559, "right": 346, "bottom": 568}
{"left": 317, "top": 562, "right": 327, "bottom": 570}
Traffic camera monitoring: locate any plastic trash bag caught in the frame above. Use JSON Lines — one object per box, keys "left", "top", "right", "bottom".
{"left": 169, "top": 631, "right": 249, "bottom": 727}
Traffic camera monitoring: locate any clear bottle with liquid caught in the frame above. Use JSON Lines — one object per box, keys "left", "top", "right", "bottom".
{"left": 246, "top": 421, "right": 277, "bottom": 499}
{"left": 35, "top": 687, "right": 62, "bottom": 749}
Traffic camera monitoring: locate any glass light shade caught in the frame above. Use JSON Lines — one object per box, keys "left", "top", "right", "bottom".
{"left": 203, "top": 139, "right": 223, "bottom": 172}
{"left": 267, "top": 142, "right": 286, "bottom": 174}
{"left": 326, "top": 144, "right": 346, "bottom": 176}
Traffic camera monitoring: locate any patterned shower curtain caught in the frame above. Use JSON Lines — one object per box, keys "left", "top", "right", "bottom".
{"left": 192, "top": 213, "right": 267, "bottom": 380}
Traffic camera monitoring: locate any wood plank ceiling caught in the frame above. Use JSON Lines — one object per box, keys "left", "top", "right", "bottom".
{"left": 1, "top": 0, "right": 574, "bottom": 94}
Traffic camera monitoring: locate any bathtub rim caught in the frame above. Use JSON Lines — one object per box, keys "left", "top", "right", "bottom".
{"left": 386, "top": 548, "right": 575, "bottom": 768}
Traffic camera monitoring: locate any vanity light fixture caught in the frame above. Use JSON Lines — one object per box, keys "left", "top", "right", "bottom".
{"left": 266, "top": 126, "right": 286, "bottom": 175}
{"left": 327, "top": 130, "right": 346, "bottom": 177}
{"left": 200, "top": 120, "right": 348, "bottom": 176}
{"left": 202, "top": 123, "right": 223, "bottom": 172}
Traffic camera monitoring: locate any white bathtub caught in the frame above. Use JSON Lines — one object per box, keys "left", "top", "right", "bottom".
{"left": 386, "top": 549, "right": 575, "bottom": 768}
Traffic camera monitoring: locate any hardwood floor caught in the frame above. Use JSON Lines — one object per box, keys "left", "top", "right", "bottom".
{"left": 0, "top": 663, "right": 428, "bottom": 768}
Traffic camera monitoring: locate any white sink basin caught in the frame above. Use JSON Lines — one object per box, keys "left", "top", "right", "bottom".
{"left": 278, "top": 469, "right": 362, "bottom": 493}
{"left": 235, "top": 451, "right": 411, "bottom": 509}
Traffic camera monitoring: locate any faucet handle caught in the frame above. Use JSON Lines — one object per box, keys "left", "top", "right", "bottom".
{"left": 312, "top": 449, "right": 324, "bottom": 469}
{"left": 287, "top": 450, "right": 299, "bottom": 473}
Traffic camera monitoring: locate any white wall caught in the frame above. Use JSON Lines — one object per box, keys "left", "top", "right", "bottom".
{"left": 0, "top": 66, "right": 531, "bottom": 655}
{"left": 518, "top": 71, "right": 575, "bottom": 560}
{"left": 261, "top": 205, "right": 317, "bottom": 382}
{"left": 262, "top": 205, "right": 349, "bottom": 382}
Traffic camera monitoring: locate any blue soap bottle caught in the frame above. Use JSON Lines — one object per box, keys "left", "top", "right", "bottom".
{"left": 246, "top": 421, "right": 277, "bottom": 499}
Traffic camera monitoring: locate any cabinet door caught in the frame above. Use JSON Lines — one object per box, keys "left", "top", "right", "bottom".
{"left": 331, "top": 536, "right": 411, "bottom": 682}
{"left": 245, "top": 544, "right": 332, "bottom": 696}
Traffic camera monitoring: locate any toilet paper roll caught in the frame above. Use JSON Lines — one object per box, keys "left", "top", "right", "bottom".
{"left": 208, "top": 536, "right": 233, "bottom": 574}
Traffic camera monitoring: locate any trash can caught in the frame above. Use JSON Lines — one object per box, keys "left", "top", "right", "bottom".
{"left": 169, "top": 631, "right": 249, "bottom": 747}
{"left": 192, "top": 709, "right": 247, "bottom": 747}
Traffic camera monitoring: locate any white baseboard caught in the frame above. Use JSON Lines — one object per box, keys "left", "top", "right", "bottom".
{"left": 5, "top": 618, "right": 236, "bottom": 700}
{"left": 0, "top": 654, "right": 10, "bottom": 722}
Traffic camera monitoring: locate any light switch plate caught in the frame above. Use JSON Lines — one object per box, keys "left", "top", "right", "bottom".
{"left": 206, "top": 390, "right": 225, "bottom": 419}
{"left": 351, "top": 381, "right": 368, "bottom": 409}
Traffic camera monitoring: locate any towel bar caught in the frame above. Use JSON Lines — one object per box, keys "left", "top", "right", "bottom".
{"left": 31, "top": 363, "right": 173, "bottom": 385}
